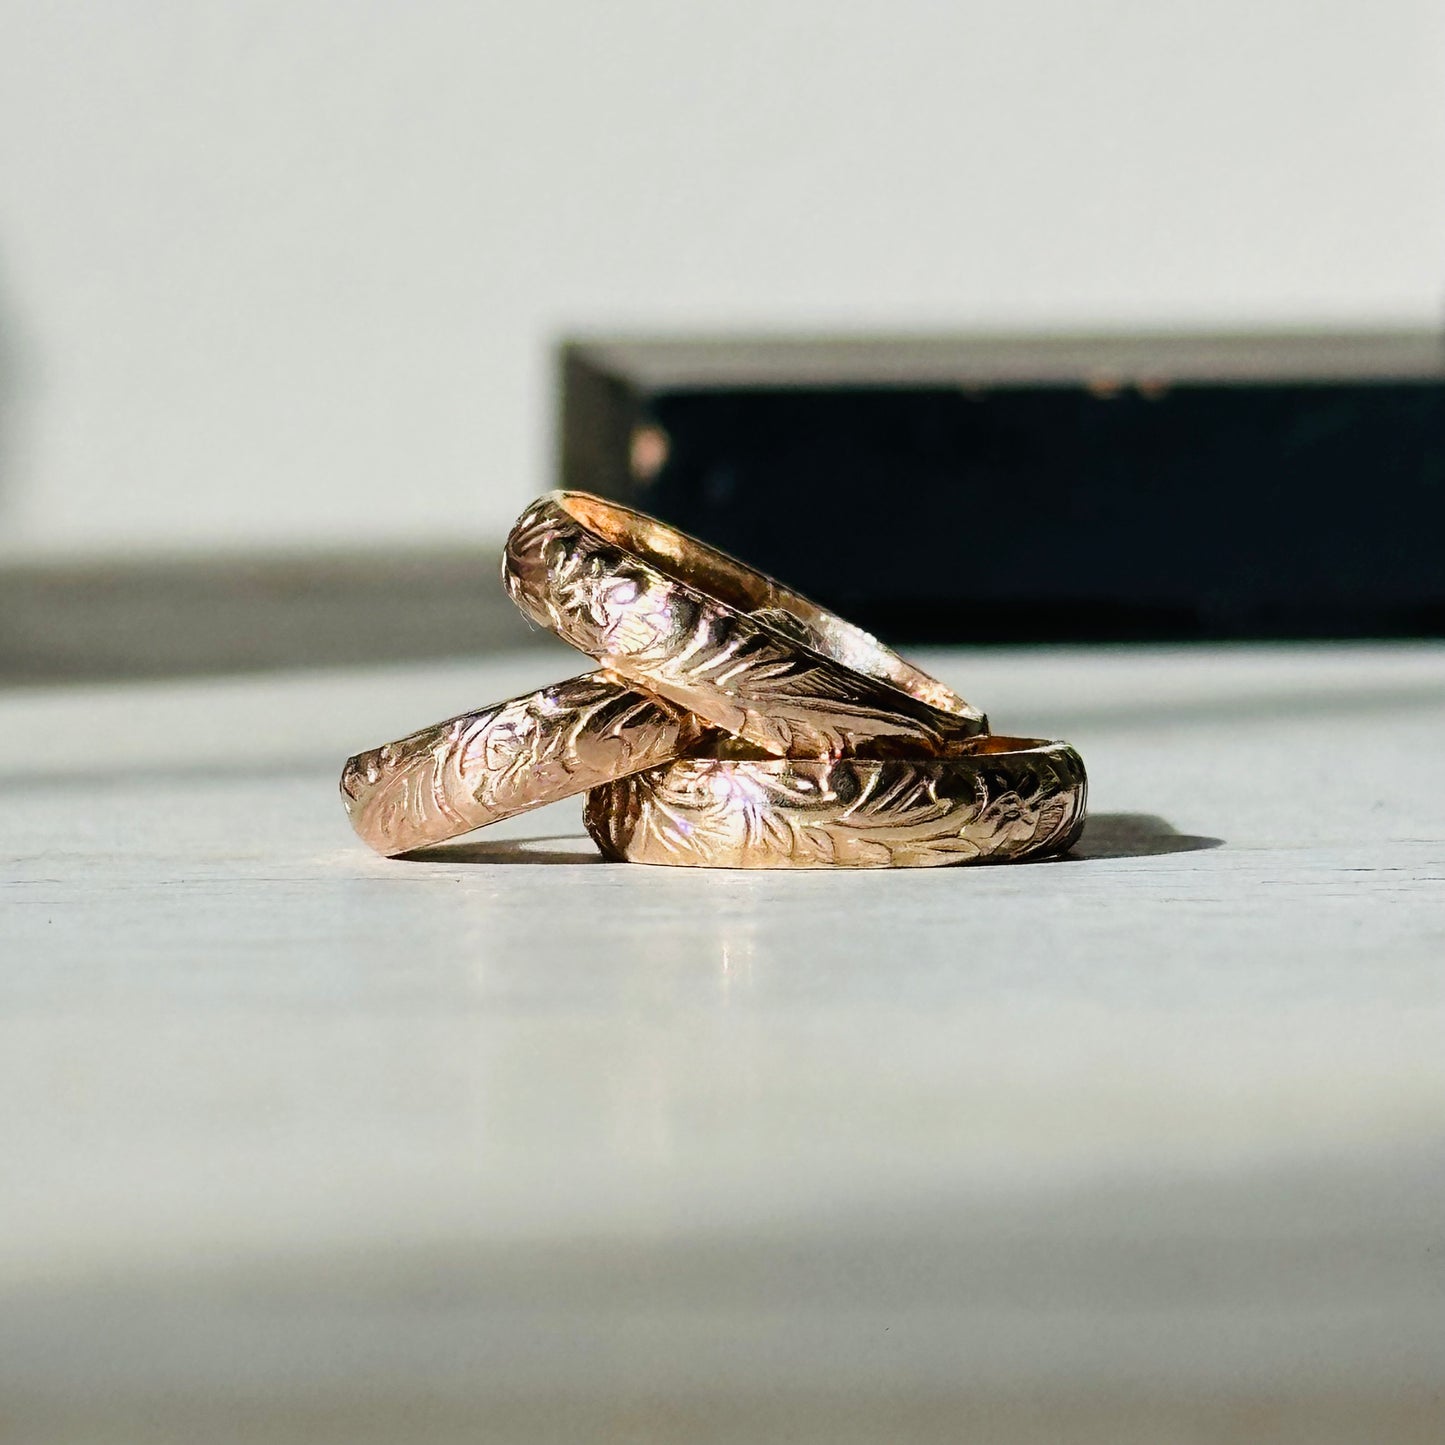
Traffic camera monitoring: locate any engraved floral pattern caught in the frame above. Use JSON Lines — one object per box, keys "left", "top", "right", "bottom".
{"left": 341, "top": 672, "right": 703, "bottom": 855}
{"left": 342, "top": 493, "right": 1086, "bottom": 867}
{"left": 583, "top": 743, "right": 1087, "bottom": 870}
{"left": 504, "top": 495, "right": 987, "bottom": 759}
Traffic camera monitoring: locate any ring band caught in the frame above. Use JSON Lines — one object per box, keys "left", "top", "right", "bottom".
{"left": 504, "top": 491, "right": 987, "bottom": 759}
{"left": 340, "top": 671, "right": 707, "bottom": 856}
{"left": 583, "top": 736, "right": 1086, "bottom": 869}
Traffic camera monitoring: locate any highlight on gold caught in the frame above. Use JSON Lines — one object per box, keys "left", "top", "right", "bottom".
{"left": 341, "top": 493, "right": 1085, "bottom": 868}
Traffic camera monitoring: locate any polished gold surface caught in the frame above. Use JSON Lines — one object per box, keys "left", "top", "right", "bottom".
{"left": 341, "top": 671, "right": 706, "bottom": 856}
{"left": 584, "top": 735, "right": 1087, "bottom": 870}
{"left": 341, "top": 493, "right": 1093, "bottom": 868}
{"left": 503, "top": 491, "right": 987, "bottom": 759}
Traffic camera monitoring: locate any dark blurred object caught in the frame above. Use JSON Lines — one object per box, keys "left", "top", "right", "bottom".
{"left": 559, "top": 331, "right": 1445, "bottom": 642}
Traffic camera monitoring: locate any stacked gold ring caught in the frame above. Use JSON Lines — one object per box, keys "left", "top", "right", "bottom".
{"left": 341, "top": 671, "right": 704, "bottom": 856}
{"left": 585, "top": 737, "right": 1087, "bottom": 870}
{"left": 341, "top": 492, "right": 1086, "bottom": 868}
{"left": 502, "top": 492, "right": 986, "bottom": 758}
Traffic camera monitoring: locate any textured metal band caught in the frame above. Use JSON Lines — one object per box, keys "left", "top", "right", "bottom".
{"left": 341, "top": 671, "right": 707, "bottom": 856}
{"left": 583, "top": 736, "right": 1087, "bottom": 869}
{"left": 503, "top": 491, "right": 987, "bottom": 759}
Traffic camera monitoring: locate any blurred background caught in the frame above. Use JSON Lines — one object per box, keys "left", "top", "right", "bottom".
{"left": 1, "top": 0, "right": 1442, "bottom": 569}
{"left": 4, "top": 11, "right": 1445, "bottom": 1444}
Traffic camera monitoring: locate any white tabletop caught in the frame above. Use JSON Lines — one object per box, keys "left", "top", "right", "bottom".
{"left": 2, "top": 641, "right": 1443, "bottom": 1444}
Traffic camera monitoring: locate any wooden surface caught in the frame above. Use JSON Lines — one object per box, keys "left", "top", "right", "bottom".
{"left": 2, "top": 642, "right": 1442, "bottom": 1444}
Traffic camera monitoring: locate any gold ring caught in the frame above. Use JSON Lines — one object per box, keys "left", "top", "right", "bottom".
{"left": 504, "top": 491, "right": 987, "bottom": 758}
{"left": 341, "top": 671, "right": 707, "bottom": 856}
{"left": 583, "top": 735, "right": 1086, "bottom": 869}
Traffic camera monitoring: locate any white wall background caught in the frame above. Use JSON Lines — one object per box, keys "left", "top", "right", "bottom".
{"left": 1, "top": 0, "right": 1442, "bottom": 559}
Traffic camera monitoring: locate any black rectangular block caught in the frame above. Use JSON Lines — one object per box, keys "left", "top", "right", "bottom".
{"left": 557, "top": 331, "right": 1445, "bottom": 643}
